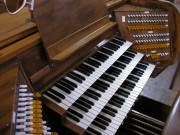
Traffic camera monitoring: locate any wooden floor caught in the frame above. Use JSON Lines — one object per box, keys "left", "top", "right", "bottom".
{"left": 141, "top": 61, "right": 180, "bottom": 106}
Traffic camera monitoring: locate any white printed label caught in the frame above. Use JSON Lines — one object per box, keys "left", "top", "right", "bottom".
{"left": 151, "top": 50, "right": 156, "bottom": 53}
{"left": 144, "top": 11, "right": 150, "bottom": 14}
{"left": 122, "top": 16, "right": 125, "bottom": 22}
{"left": 148, "top": 31, "right": 153, "bottom": 34}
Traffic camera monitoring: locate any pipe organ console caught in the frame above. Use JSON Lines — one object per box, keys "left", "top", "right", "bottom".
{"left": 0, "top": 0, "right": 180, "bottom": 135}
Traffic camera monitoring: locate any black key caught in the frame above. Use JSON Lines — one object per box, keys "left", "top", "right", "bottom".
{"left": 102, "top": 108, "right": 115, "bottom": 117}
{"left": 76, "top": 67, "right": 90, "bottom": 76}
{"left": 76, "top": 99, "right": 92, "bottom": 109}
{"left": 84, "top": 91, "right": 99, "bottom": 100}
{"left": 93, "top": 81, "right": 108, "bottom": 90}
{"left": 104, "top": 106, "right": 117, "bottom": 114}
{"left": 131, "top": 72, "right": 142, "bottom": 78}
{"left": 85, "top": 59, "right": 100, "bottom": 68}
{"left": 68, "top": 108, "right": 83, "bottom": 118}
{"left": 134, "top": 68, "right": 144, "bottom": 74}
{"left": 111, "top": 98, "right": 123, "bottom": 107}
{"left": 95, "top": 117, "right": 109, "bottom": 126}
{"left": 118, "top": 56, "right": 131, "bottom": 64}
{"left": 121, "top": 83, "right": 134, "bottom": 91}
{"left": 109, "top": 100, "right": 122, "bottom": 108}
{"left": 44, "top": 91, "right": 61, "bottom": 103}
{"left": 113, "top": 37, "right": 126, "bottom": 43}
{"left": 55, "top": 84, "right": 71, "bottom": 94}
{"left": 87, "top": 127, "right": 102, "bottom": 135}
{"left": 121, "top": 85, "right": 133, "bottom": 91}
{"left": 97, "top": 79, "right": 110, "bottom": 87}
{"left": 96, "top": 51, "right": 109, "bottom": 59}
{"left": 113, "top": 62, "right": 126, "bottom": 69}
{"left": 88, "top": 89, "right": 101, "bottom": 97}
{"left": 112, "top": 95, "right": 125, "bottom": 103}
{"left": 103, "top": 46, "right": 117, "bottom": 53}
{"left": 92, "top": 121, "right": 106, "bottom": 130}
{"left": 127, "top": 49, "right": 137, "bottom": 54}
{"left": 113, "top": 95, "right": 125, "bottom": 103}
{"left": 104, "top": 46, "right": 118, "bottom": 52}
{"left": 91, "top": 85, "right": 106, "bottom": 93}
{"left": 125, "top": 80, "right": 135, "bottom": 86}
{"left": 89, "top": 57, "right": 101, "bottom": 65}
{"left": 118, "top": 88, "right": 130, "bottom": 95}
{"left": 140, "top": 61, "right": 149, "bottom": 66}
{"left": 98, "top": 114, "right": 111, "bottom": 123}
{"left": 136, "top": 63, "right": 147, "bottom": 70}
{"left": 78, "top": 65, "right": 93, "bottom": 75}
{"left": 49, "top": 88, "right": 65, "bottom": 99}
{"left": 79, "top": 96, "right": 94, "bottom": 106}
{"left": 62, "top": 78, "right": 77, "bottom": 88}
{"left": 111, "top": 38, "right": 124, "bottom": 46}
{"left": 67, "top": 112, "right": 80, "bottom": 122}
{"left": 100, "top": 48, "right": 114, "bottom": 56}
{"left": 111, "top": 95, "right": 124, "bottom": 104}
{"left": 59, "top": 80, "right": 74, "bottom": 91}
{"left": 100, "top": 74, "right": 114, "bottom": 83}
{"left": 116, "top": 90, "right": 128, "bottom": 98}
{"left": 71, "top": 71, "right": 85, "bottom": 81}
{"left": 92, "top": 52, "right": 108, "bottom": 62}
{"left": 67, "top": 73, "right": 82, "bottom": 83}
{"left": 73, "top": 102, "right": 88, "bottom": 112}
{"left": 128, "top": 75, "right": 139, "bottom": 82}
{"left": 131, "top": 69, "right": 143, "bottom": 77}
{"left": 124, "top": 51, "right": 135, "bottom": 58}
{"left": 105, "top": 43, "right": 119, "bottom": 51}
{"left": 82, "top": 63, "right": 95, "bottom": 72}
{"left": 85, "top": 59, "right": 97, "bottom": 67}
{"left": 106, "top": 67, "right": 121, "bottom": 77}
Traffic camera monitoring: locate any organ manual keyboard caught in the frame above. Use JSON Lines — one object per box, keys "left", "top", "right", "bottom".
{"left": 0, "top": 0, "right": 180, "bottom": 135}
{"left": 60, "top": 39, "right": 155, "bottom": 135}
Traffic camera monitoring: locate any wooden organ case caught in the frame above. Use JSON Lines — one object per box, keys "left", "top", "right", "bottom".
{"left": 0, "top": 0, "right": 180, "bottom": 135}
